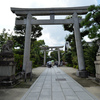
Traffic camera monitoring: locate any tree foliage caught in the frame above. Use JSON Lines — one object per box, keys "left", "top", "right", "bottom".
{"left": 64, "top": 34, "right": 78, "bottom": 67}
{"left": 0, "top": 29, "right": 13, "bottom": 52}
{"left": 15, "top": 16, "right": 43, "bottom": 38}
{"left": 83, "top": 41, "right": 98, "bottom": 76}
{"left": 50, "top": 50, "right": 64, "bottom": 62}
{"left": 30, "top": 40, "right": 45, "bottom": 67}
{"left": 81, "top": 5, "right": 100, "bottom": 39}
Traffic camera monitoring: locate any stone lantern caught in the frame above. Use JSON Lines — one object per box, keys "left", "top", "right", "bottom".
{"left": 0, "top": 40, "right": 16, "bottom": 81}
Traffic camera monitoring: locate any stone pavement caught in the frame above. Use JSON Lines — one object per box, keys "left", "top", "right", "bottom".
{"left": 20, "top": 66, "right": 99, "bottom": 100}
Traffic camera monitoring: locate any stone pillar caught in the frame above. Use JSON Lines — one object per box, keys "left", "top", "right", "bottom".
{"left": 94, "top": 40, "right": 100, "bottom": 82}
{"left": 23, "top": 13, "right": 32, "bottom": 71}
{"left": 58, "top": 49, "right": 60, "bottom": 66}
{"left": 73, "top": 12, "right": 87, "bottom": 77}
{"left": 44, "top": 50, "right": 46, "bottom": 66}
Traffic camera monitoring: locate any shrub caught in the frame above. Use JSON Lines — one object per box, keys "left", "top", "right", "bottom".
{"left": 14, "top": 54, "right": 23, "bottom": 73}
{"left": 84, "top": 42, "right": 98, "bottom": 76}
{"left": 73, "top": 65, "right": 78, "bottom": 69}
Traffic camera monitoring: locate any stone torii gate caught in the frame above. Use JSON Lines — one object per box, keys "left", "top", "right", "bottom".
{"left": 11, "top": 6, "right": 89, "bottom": 77}
{"left": 41, "top": 46, "right": 63, "bottom": 66}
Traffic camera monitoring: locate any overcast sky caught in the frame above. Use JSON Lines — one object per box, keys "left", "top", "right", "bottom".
{"left": 0, "top": 0, "right": 99, "bottom": 48}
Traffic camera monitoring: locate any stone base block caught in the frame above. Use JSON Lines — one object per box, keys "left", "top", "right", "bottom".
{"left": 76, "top": 70, "right": 88, "bottom": 78}
{"left": 0, "top": 75, "right": 15, "bottom": 81}
{"left": 0, "top": 66, "right": 15, "bottom": 76}
{"left": 96, "top": 73, "right": 100, "bottom": 79}
{"left": 95, "top": 78, "right": 100, "bottom": 83}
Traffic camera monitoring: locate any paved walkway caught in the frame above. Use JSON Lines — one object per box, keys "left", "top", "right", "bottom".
{"left": 20, "top": 66, "right": 99, "bottom": 100}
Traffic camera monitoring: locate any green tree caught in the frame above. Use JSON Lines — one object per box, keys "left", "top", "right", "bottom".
{"left": 81, "top": 5, "right": 100, "bottom": 39}
{"left": 0, "top": 28, "right": 12, "bottom": 51}
{"left": 50, "top": 51, "right": 58, "bottom": 61}
{"left": 62, "top": 50, "right": 72, "bottom": 66}
{"left": 83, "top": 41, "right": 98, "bottom": 76}
{"left": 14, "top": 16, "right": 42, "bottom": 38}
{"left": 31, "top": 40, "right": 45, "bottom": 67}
{"left": 50, "top": 50, "right": 64, "bottom": 62}
{"left": 80, "top": 5, "right": 100, "bottom": 76}
{"left": 64, "top": 34, "right": 78, "bottom": 67}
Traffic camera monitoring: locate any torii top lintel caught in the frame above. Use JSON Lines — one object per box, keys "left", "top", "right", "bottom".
{"left": 41, "top": 46, "right": 64, "bottom": 50}
{"left": 11, "top": 6, "right": 89, "bottom": 16}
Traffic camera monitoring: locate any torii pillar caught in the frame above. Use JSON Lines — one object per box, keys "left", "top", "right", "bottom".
{"left": 58, "top": 49, "right": 60, "bottom": 66}
{"left": 44, "top": 50, "right": 46, "bottom": 66}
{"left": 73, "top": 12, "right": 88, "bottom": 77}
{"left": 23, "top": 13, "right": 32, "bottom": 72}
